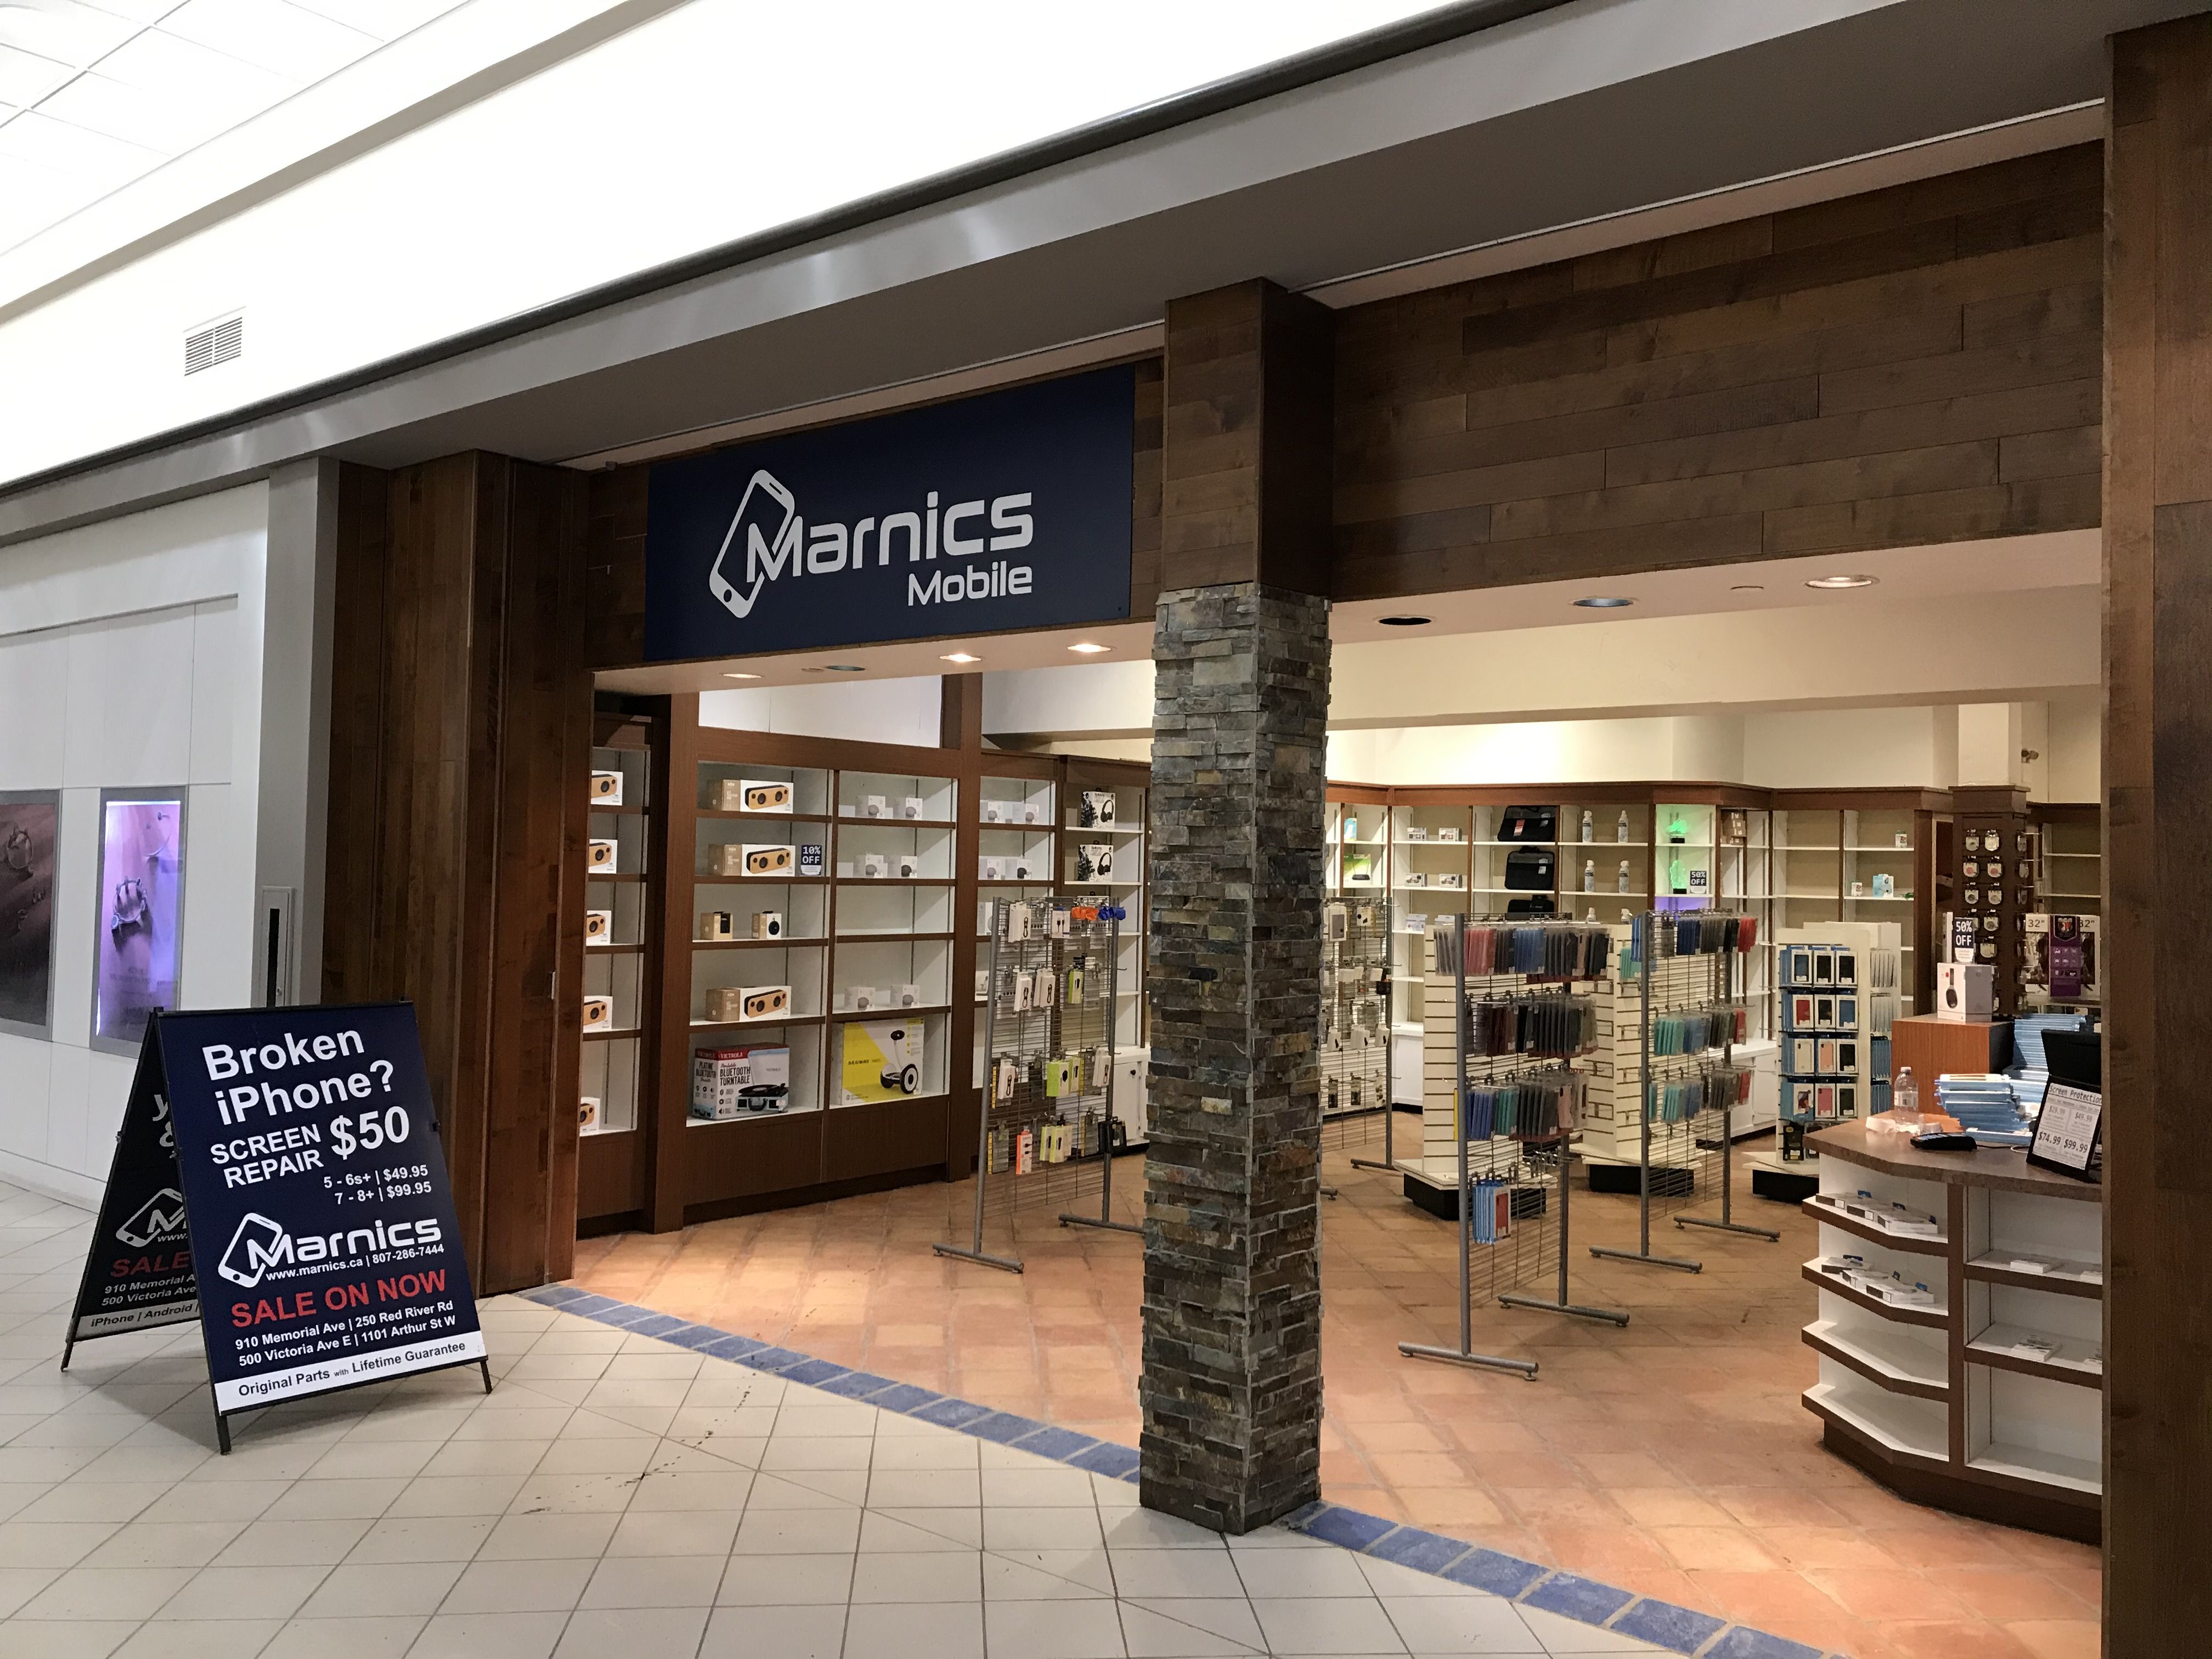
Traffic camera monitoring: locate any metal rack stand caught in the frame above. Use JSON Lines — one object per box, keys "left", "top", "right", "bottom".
{"left": 1401, "top": 914, "right": 1625, "bottom": 1379}
{"left": 1676, "top": 939, "right": 1781, "bottom": 1244}
{"left": 936, "top": 900, "right": 1120, "bottom": 1271}
{"left": 1589, "top": 909, "right": 1751, "bottom": 1274}
{"left": 1059, "top": 911, "right": 1136, "bottom": 1235}
{"left": 1325, "top": 899, "right": 1400, "bottom": 1177}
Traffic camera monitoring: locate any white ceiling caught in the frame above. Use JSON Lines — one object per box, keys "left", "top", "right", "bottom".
{"left": 0, "top": 0, "right": 466, "bottom": 255}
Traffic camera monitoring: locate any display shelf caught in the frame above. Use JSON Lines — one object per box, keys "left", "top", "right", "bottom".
{"left": 1966, "top": 1324, "right": 2103, "bottom": 1387}
{"left": 697, "top": 809, "right": 833, "bottom": 825}
{"left": 591, "top": 804, "right": 648, "bottom": 817}
{"left": 1803, "top": 1318, "right": 1950, "bottom": 1400}
{"left": 1968, "top": 1443, "right": 2101, "bottom": 1496}
{"left": 1804, "top": 1260, "right": 1950, "bottom": 1328}
{"left": 693, "top": 936, "right": 828, "bottom": 951}
{"left": 829, "top": 1003, "right": 949, "bottom": 1022}
{"left": 1805, "top": 1194, "right": 1948, "bottom": 1255}
{"left": 1964, "top": 1253, "right": 2102, "bottom": 1297}
{"left": 1803, "top": 1380, "right": 1949, "bottom": 1467}
{"left": 582, "top": 1028, "right": 644, "bottom": 1043}
{"left": 587, "top": 872, "right": 649, "bottom": 884}
{"left": 690, "top": 1014, "right": 827, "bottom": 1031}
{"left": 837, "top": 876, "right": 955, "bottom": 887}
{"left": 589, "top": 943, "right": 646, "bottom": 955}
{"left": 833, "top": 929, "right": 955, "bottom": 943}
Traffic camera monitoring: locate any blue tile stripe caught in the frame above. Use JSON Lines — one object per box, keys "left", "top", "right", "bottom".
{"left": 511, "top": 1286, "right": 1842, "bottom": 1659}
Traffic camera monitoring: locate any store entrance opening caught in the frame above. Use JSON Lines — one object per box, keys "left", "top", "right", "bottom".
{"left": 568, "top": 527, "right": 2102, "bottom": 1657}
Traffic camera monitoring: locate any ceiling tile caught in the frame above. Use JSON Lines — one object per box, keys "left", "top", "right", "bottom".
{"left": 284, "top": 0, "right": 464, "bottom": 41}
{"left": 0, "top": 0, "right": 137, "bottom": 70}
{"left": 157, "top": 0, "right": 379, "bottom": 81}
{"left": 97, "top": 22, "right": 296, "bottom": 101}
{"left": 0, "top": 40, "right": 76, "bottom": 104}
{"left": 42, "top": 66, "right": 273, "bottom": 151}
{"left": 0, "top": 101, "right": 158, "bottom": 181}
{"left": 74, "top": 1, "right": 188, "bottom": 22}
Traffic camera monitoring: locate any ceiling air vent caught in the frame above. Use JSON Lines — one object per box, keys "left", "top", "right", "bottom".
{"left": 184, "top": 314, "right": 243, "bottom": 376}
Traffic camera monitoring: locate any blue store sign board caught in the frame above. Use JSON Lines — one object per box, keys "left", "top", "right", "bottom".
{"left": 65, "top": 1003, "right": 486, "bottom": 1450}
{"left": 644, "top": 363, "right": 1135, "bottom": 661}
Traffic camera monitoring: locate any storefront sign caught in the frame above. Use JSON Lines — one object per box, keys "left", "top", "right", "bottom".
{"left": 64, "top": 1003, "right": 486, "bottom": 1448}
{"left": 644, "top": 364, "right": 1135, "bottom": 659}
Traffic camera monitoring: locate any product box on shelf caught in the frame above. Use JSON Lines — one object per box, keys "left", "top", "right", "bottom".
{"left": 864, "top": 794, "right": 890, "bottom": 819}
{"left": 751, "top": 911, "right": 784, "bottom": 939}
{"left": 725, "top": 843, "right": 792, "bottom": 877}
{"left": 902, "top": 796, "right": 926, "bottom": 819}
{"left": 848, "top": 986, "right": 887, "bottom": 1012}
{"left": 585, "top": 910, "right": 612, "bottom": 944}
{"left": 691, "top": 1045, "right": 792, "bottom": 1119}
{"left": 980, "top": 856, "right": 1004, "bottom": 881}
{"left": 582, "top": 995, "right": 613, "bottom": 1032}
{"left": 898, "top": 983, "right": 922, "bottom": 1008}
{"left": 895, "top": 853, "right": 920, "bottom": 878}
{"left": 1075, "top": 843, "right": 1114, "bottom": 881}
{"left": 1077, "top": 790, "right": 1116, "bottom": 827}
{"left": 841, "top": 1020, "right": 924, "bottom": 1104}
{"left": 579, "top": 1096, "right": 601, "bottom": 1131}
{"left": 861, "top": 853, "right": 888, "bottom": 879}
{"left": 798, "top": 843, "right": 824, "bottom": 877}
{"left": 697, "top": 911, "right": 733, "bottom": 942}
{"left": 587, "top": 839, "right": 618, "bottom": 873}
{"left": 734, "top": 780, "right": 792, "bottom": 812}
{"left": 1937, "top": 961, "right": 1995, "bottom": 1021}
{"left": 589, "top": 771, "right": 623, "bottom": 805}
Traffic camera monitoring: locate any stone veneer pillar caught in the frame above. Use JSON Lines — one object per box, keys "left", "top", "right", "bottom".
{"left": 1141, "top": 584, "right": 1330, "bottom": 1531}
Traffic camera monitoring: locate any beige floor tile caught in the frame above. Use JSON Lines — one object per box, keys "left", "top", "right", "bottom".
{"left": 408, "top": 1610, "right": 570, "bottom": 1659}
{"left": 439, "top": 1556, "right": 594, "bottom": 1615}
{"left": 153, "top": 1564, "right": 331, "bottom": 1621}
{"left": 112, "top": 1617, "right": 284, "bottom": 1658}
{"left": 698, "top": 1602, "right": 848, "bottom": 1659}
{"left": 716, "top": 1551, "right": 856, "bottom": 1606}
{"left": 259, "top": 1615, "right": 428, "bottom": 1659}
{"left": 579, "top": 1551, "right": 725, "bottom": 1607}
{"left": 299, "top": 1560, "right": 466, "bottom": 1618}
{"left": 475, "top": 1511, "right": 622, "bottom": 1561}
{"left": 18, "top": 1565, "right": 199, "bottom": 1620}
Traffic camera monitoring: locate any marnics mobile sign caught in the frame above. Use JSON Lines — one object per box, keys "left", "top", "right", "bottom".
{"left": 643, "top": 365, "right": 1135, "bottom": 660}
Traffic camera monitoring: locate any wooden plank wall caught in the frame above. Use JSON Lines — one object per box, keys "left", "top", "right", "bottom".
{"left": 2103, "top": 20, "right": 2212, "bottom": 1655}
{"left": 1331, "top": 146, "right": 2104, "bottom": 599}
{"left": 323, "top": 452, "right": 592, "bottom": 1294}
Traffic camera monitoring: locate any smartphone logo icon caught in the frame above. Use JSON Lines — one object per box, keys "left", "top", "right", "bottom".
{"left": 218, "top": 1213, "right": 291, "bottom": 1288}
{"left": 709, "top": 470, "right": 799, "bottom": 621}
{"left": 117, "top": 1188, "right": 187, "bottom": 1248}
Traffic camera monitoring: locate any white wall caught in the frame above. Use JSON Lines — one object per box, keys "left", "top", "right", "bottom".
{"left": 0, "top": 486, "right": 269, "bottom": 1203}
{"left": 702, "top": 676, "right": 943, "bottom": 748}
{"left": 2046, "top": 694, "right": 2100, "bottom": 803}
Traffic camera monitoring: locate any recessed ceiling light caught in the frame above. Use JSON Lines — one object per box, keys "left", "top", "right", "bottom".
{"left": 803, "top": 663, "right": 867, "bottom": 674}
{"left": 722, "top": 671, "right": 761, "bottom": 680}
{"left": 939, "top": 652, "right": 982, "bottom": 664}
{"left": 1804, "top": 574, "right": 1879, "bottom": 590}
{"left": 1067, "top": 642, "right": 1111, "bottom": 654}
{"left": 1573, "top": 596, "right": 1634, "bottom": 609}
{"left": 1729, "top": 584, "right": 1764, "bottom": 593}
{"left": 1378, "top": 614, "right": 1431, "bottom": 627}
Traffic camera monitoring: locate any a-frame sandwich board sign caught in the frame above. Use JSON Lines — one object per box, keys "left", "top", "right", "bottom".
{"left": 65, "top": 1002, "right": 488, "bottom": 1451}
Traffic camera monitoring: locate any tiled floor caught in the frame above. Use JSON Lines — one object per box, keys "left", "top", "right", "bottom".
{"left": 0, "top": 1177, "right": 1674, "bottom": 1659}
{"left": 573, "top": 1116, "right": 2102, "bottom": 1659}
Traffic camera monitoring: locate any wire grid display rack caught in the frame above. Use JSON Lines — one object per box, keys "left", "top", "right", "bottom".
{"left": 936, "top": 898, "right": 1122, "bottom": 1273}
{"left": 1321, "top": 896, "right": 1396, "bottom": 1170}
{"left": 1589, "top": 909, "right": 1760, "bottom": 1274}
{"left": 1401, "top": 915, "right": 1627, "bottom": 1381}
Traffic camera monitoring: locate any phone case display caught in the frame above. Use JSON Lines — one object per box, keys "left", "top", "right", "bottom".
{"left": 2025, "top": 804, "right": 2100, "bottom": 1009}
{"left": 92, "top": 792, "right": 185, "bottom": 1054}
{"left": 938, "top": 898, "right": 1122, "bottom": 1272}
{"left": 1577, "top": 912, "right": 1754, "bottom": 1232}
{"left": 1398, "top": 912, "right": 1627, "bottom": 1377}
{"left": 0, "top": 791, "right": 59, "bottom": 1039}
{"left": 1801, "top": 1127, "right": 2102, "bottom": 1535}
{"left": 1060, "top": 770, "right": 1149, "bottom": 1053}
{"left": 1774, "top": 923, "right": 1900, "bottom": 1149}
{"left": 578, "top": 723, "right": 658, "bottom": 1184}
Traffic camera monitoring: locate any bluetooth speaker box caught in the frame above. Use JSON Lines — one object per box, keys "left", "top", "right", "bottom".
{"left": 741, "top": 844, "right": 793, "bottom": 876}
{"left": 737, "top": 780, "right": 791, "bottom": 812}
{"left": 861, "top": 853, "right": 888, "bottom": 879}
{"left": 751, "top": 910, "right": 784, "bottom": 939}
{"left": 584, "top": 909, "right": 612, "bottom": 944}
{"left": 738, "top": 985, "right": 789, "bottom": 1022}
{"left": 979, "top": 856, "right": 1003, "bottom": 881}
{"left": 589, "top": 771, "right": 623, "bottom": 805}
{"left": 582, "top": 995, "right": 613, "bottom": 1032}
{"left": 578, "top": 1096, "right": 601, "bottom": 1132}
{"left": 587, "top": 838, "right": 618, "bottom": 872}
{"left": 697, "top": 911, "right": 733, "bottom": 942}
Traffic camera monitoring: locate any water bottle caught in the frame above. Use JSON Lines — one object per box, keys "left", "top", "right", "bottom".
{"left": 1892, "top": 1065, "right": 1920, "bottom": 1125}
{"left": 1616, "top": 810, "right": 1630, "bottom": 843}
{"left": 1583, "top": 859, "right": 1595, "bottom": 893}
{"left": 1617, "top": 860, "right": 1630, "bottom": 894}
{"left": 1581, "top": 809, "right": 1594, "bottom": 843}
